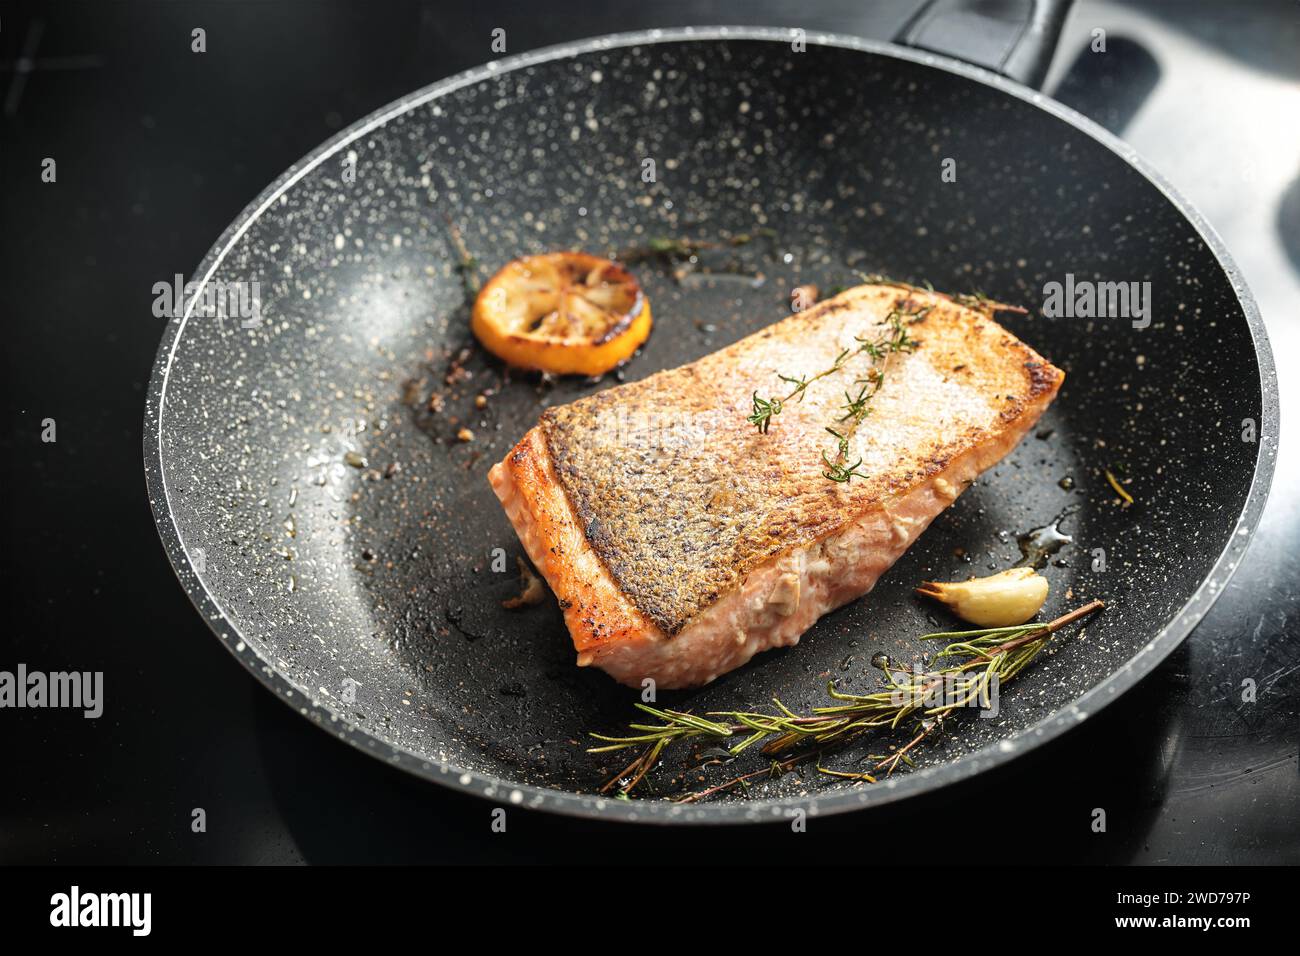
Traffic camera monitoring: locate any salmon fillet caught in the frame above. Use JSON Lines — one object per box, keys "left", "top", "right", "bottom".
{"left": 489, "top": 283, "right": 1063, "bottom": 689}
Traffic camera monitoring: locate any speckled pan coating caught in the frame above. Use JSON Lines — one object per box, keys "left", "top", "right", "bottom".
{"left": 144, "top": 27, "right": 1276, "bottom": 824}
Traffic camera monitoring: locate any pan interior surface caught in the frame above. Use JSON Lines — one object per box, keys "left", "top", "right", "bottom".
{"left": 148, "top": 34, "right": 1265, "bottom": 820}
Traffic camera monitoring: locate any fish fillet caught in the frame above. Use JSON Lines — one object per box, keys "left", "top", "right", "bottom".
{"left": 489, "top": 283, "right": 1063, "bottom": 688}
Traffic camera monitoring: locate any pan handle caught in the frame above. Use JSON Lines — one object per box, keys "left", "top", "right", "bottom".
{"left": 894, "top": 0, "right": 1074, "bottom": 90}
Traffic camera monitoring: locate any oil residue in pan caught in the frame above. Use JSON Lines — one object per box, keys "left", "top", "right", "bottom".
{"left": 1015, "top": 510, "right": 1075, "bottom": 569}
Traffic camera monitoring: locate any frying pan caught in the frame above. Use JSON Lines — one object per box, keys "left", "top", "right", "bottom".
{"left": 144, "top": 12, "right": 1277, "bottom": 823}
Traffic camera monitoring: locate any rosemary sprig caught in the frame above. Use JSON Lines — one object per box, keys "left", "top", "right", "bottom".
{"left": 589, "top": 600, "right": 1104, "bottom": 801}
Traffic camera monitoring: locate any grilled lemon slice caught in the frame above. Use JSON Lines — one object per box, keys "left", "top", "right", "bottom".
{"left": 471, "top": 252, "right": 652, "bottom": 376}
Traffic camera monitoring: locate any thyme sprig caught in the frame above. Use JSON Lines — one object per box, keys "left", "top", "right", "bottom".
{"left": 820, "top": 308, "right": 926, "bottom": 480}
{"left": 589, "top": 600, "right": 1104, "bottom": 801}
{"left": 748, "top": 276, "right": 1027, "bottom": 485}
{"left": 821, "top": 427, "right": 868, "bottom": 483}
{"left": 619, "top": 229, "right": 777, "bottom": 265}
{"left": 445, "top": 215, "right": 480, "bottom": 299}
{"left": 853, "top": 273, "right": 1029, "bottom": 317}
{"left": 747, "top": 347, "right": 854, "bottom": 433}
{"left": 856, "top": 273, "right": 937, "bottom": 295}
{"left": 747, "top": 307, "right": 921, "bottom": 440}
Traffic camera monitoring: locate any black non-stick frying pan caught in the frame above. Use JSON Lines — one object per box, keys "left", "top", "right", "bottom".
{"left": 144, "top": 12, "right": 1277, "bottom": 823}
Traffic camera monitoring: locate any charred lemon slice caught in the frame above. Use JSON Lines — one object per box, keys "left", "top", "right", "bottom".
{"left": 472, "top": 252, "right": 651, "bottom": 376}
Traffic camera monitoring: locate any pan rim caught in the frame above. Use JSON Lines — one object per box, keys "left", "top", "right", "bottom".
{"left": 143, "top": 24, "right": 1278, "bottom": 825}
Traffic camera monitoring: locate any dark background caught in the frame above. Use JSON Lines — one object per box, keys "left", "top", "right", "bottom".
{"left": 2, "top": 0, "right": 1297, "bottom": 863}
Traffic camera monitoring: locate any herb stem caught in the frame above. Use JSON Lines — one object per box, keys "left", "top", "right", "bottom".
{"left": 1105, "top": 468, "right": 1135, "bottom": 506}
{"left": 446, "top": 215, "right": 480, "bottom": 298}
{"left": 589, "top": 600, "right": 1104, "bottom": 801}
{"left": 747, "top": 306, "right": 922, "bottom": 457}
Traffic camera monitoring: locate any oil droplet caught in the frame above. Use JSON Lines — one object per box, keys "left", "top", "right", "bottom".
{"left": 1058, "top": 475, "right": 1075, "bottom": 490}
{"left": 1016, "top": 518, "right": 1073, "bottom": 569}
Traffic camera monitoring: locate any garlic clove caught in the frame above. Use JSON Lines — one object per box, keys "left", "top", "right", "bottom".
{"left": 915, "top": 567, "right": 1049, "bottom": 627}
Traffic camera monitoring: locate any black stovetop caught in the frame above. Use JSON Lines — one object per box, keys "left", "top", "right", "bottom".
{"left": 3, "top": 0, "right": 1296, "bottom": 864}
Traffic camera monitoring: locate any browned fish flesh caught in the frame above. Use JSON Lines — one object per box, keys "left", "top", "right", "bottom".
{"left": 488, "top": 283, "right": 1063, "bottom": 688}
